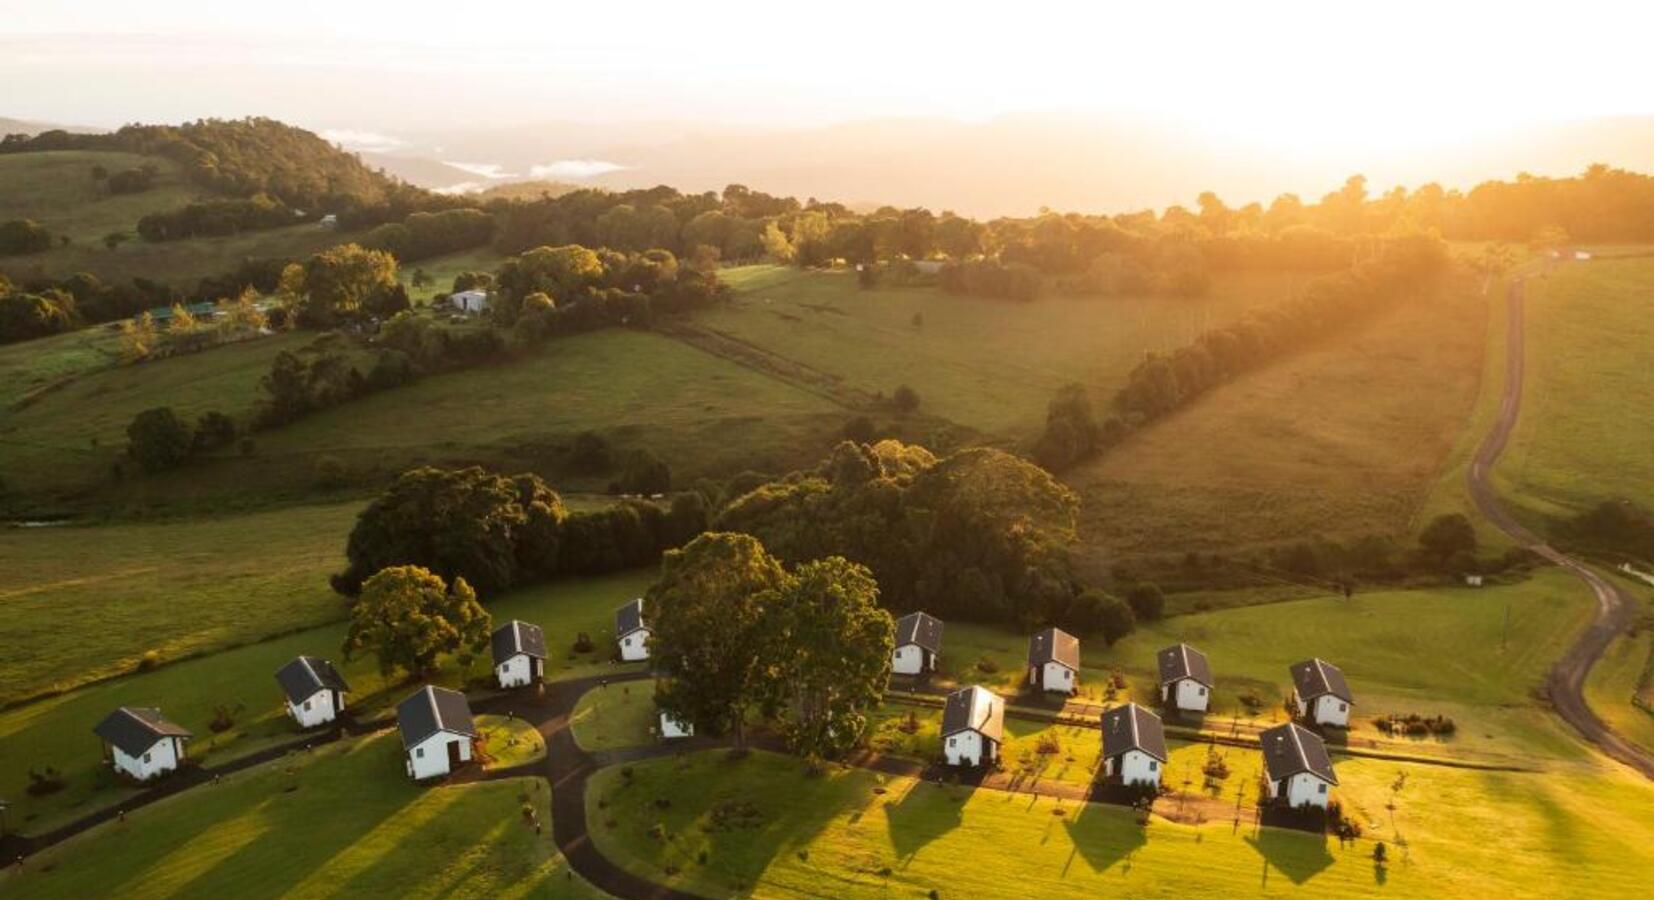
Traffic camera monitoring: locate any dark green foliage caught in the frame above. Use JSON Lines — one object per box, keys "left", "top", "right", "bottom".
{"left": 618, "top": 449, "right": 672, "bottom": 495}
{"left": 137, "top": 195, "right": 293, "bottom": 241}
{"left": 1562, "top": 500, "right": 1654, "bottom": 560}
{"left": 125, "top": 407, "right": 194, "bottom": 472}
{"left": 892, "top": 385, "right": 921, "bottom": 414}
{"left": 363, "top": 208, "right": 494, "bottom": 262}
{"left": 0, "top": 218, "right": 53, "bottom": 255}
{"left": 252, "top": 343, "right": 370, "bottom": 430}
{"left": 716, "top": 441, "right": 1081, "bottom": 627}
{"left": 938, "top": 258, "right": 1042, "bottom": 301}
{"left": 104, "top": 165, "right": 157, "bottom": 194}
{"left": 569, "top": 431, "right": 614, "bottom": 474}
{"left": 1032, "top": 383, "right": 1101, "bottom": 471}
{"left": 0, "top": 288, "right": 77, "bottom": 342}
{"left": 842, "top": 416, "right": 879, "bottom": 444}
{"left": 1419, "top": 513, "right": 1478, "bottom": 566}
{"left": 191, "top": 411, "right": 237, "bottom": 452}
{"left": 1124, "top": 583, "right": 1166, "bottom": 621}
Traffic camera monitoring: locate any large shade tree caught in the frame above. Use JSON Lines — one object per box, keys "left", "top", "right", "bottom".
{"left": 344, "top": 565, "right": 491, "bottom": 677}
{"left": 770, "top": 556, "right": 893, "bottom": 758}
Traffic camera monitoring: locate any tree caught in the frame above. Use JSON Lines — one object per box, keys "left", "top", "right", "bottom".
{"left": 343, "top": 566, "right": 491, "bottom": 677}
{"left": 649, "top": 533, "right": 790, "bottom": 751}
{"left": 569, "top": 430, "right": 613, "bottom": 473}
{"left": 760, "top": 220, "right": 795, "bottom": 263}
{"left": 411, "top": 268, "right": 432, "bottom": 289}
{"left": 287, "top": 243, "right": 400, "bottom": 327}
{"left": 336, "top": 466, "right": 535, "bottom": 595}
{"left": 1419, "top": 513, "right": 1477, "bottom": 565}
{"left": 1125, "top": 583, "right": 1165, "bottom": 621}
{"left": 1033, "top": 383, "right": 1100, "bottom": 471}
{"left": 126, "top": 407, "right": 194, "bottom": 472}
{"left": 618, "top": 449, "right": 671, "bottom": 494}
{"left": 0, "top": 219, "right": 53, "bottom": 255}
{"left": 1096, "top": 593, "right": 1137, "bottom": 644}
{"left": 102, "top": 231, "right": 131, "bottom": 252}
{"left": 892, "top": 384, "right": 921, "bottom": 414}
{"left": 771, "top": 556, "right": 893, "bottom": 758}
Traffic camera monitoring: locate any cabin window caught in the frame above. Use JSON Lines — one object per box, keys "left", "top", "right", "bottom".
{"left": 1338, "top": 702, "right": 1347, "bottom": 712}
{"left": 1198, "top": 686, "right": 1207, "bottom": 696}
{"left": 416, "top": 747, "right": 425, "bottom": 758}
{"left": 143, "top": 752, "right": 152, "bottom": 763}
{"left": 1149, "top": 760, "right": 1158, "bottom": 771}
{"left": 948, "top": 737, "right": 956, "bottom": 747}
{"left": 303, "top": 699, "right": 312, "bottom": 711}
{"left": 1318, "top": 783, "right": 1328, "bottom": 794}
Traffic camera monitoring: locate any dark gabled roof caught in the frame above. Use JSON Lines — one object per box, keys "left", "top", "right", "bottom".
{"left": 1100, "top": 702, "right": 1168, "bottom": 763}
{"left": 1157, "top": 643, "right": 1213, "bottom": 687}
{"left": 93, "top": 707, "right": 193, "bottom": 757}
{"left": 615, "top": 598, "right": 646, "bottom": 637}
{"left": 1259, "top": 722, "right": 1338, "bottom": 785}
{"left": 274, "top": 655, "right": 352, "bottom": 705}
{"left": 940, "top": 685, "right": 1004, "bottom": 742}
{"left": 396, "top": 686, "right": 478, "bottom": 748}
{"left": 1290, "top": 658, "right": 1354, "bottom": 704}
{"left": 894, "top": 611, "right": 943, "bottom": 654}
{"left": 491, "top": 620, "right": 548, "bottom": 664}
{"left": 1028, "top": 627, "right": 1080, "bottom": 671}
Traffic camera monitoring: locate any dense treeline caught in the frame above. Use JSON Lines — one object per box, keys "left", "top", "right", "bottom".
{"left": 362, "top": 208, "right": 494, "bottom": 263}
{"left": 0, "top": 276, "right": 76, "bottom": 341}
{"left": 0, "top": 117, "right": 423, "bottom": 212}
{"left": 715, "top": 440, "right": 1086, "bottom": 629}
{"left": 136, "top": 195, "right": 296, "bottom": 241}
{"left": 332, "top": 465, "right": 707, "bottom": 596}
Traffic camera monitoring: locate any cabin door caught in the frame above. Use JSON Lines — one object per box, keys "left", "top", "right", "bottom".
{"left": 448, "top": 739, "right": 464, "bottom": 770}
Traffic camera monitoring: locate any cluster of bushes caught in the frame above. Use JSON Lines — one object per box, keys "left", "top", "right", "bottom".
{"left": 101, "top": 163, "right": 159, "bottom": 194}
{"left": 1560, "top": 500, "right": 1654, "bottom": 561}
{"left": 1374, "top": 713, "right": 1457, "bottom": 737}
{"left": 0, "top": 278, "right": 78, "bottom": 342}
{"left": 250, "top": 337, "right": 404, "bottom": 429}
{"left": 137, "top": 195, "right": 295, "bottom": 241}
{"left": 0, "top": 218, "right": 54, "bottom": 255}
{"left": 1112, "top": 232, "right": 1449, "bottom": 425}
{"left": 124, "top": 406, "right": 239, "bottom": 472}
{"left": 937, "top": 258, "right": 1043, "bottom": 301}
{"left": 332, "top": 465, "right": 708, "bottom": 596}
{"left": 714, "top": 439, "right": 1091, "bottom": 630}
{"left": 363, "top": 208, "right": 494, "bottom": 263}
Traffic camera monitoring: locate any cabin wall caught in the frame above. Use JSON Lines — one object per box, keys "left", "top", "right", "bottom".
{"left": 619, "top": 628, "right": 651, "bottom": 661}
{"left": 406, "top": 731, "right": 472, "bottom": 780}
{"left": 496, "top": 653, "right": 536, "bottom": 688}
{"left": 288, "top": 689, "right": 339, "bottom": 728}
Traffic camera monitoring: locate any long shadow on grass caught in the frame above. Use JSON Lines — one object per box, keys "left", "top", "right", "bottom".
{"left": 1244, "top": 824, "right": 1334, "bottom": 886}
{"left": 1060, "top": 798, "right": 1148, "bottom": 877}
{"left": 883, "top": 777, "right": 969, "bottom": 862}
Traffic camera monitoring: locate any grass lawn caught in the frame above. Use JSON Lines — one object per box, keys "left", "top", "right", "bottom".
{"left": 1066, "top": 279, "right": 1488, "bottom": 565}
{"left": 0, "top": 324, "right": 127, "bottom": 410}
{"left": 477, "top": 714, "right": 547, "bottom": 769}
{"left": 0, "top": 151, "right": 197, "bottom": 245}
{"left": 401, "top": 246, "right": 505, "bottom": 303}
{"left": 1500, "top": 256, "right": 1654, "bottom": 519}
{"left": 569, "top": 681, "right": 661, "bottom": 751}
{"left": 0, "top": 568, "right": 655, "bottom": 835}
{"left": 0, "top": 731, "right": 603, "bottom": 899}
{"left": 1583, "top": 624, "right": 1654, "bottom": 753}
{"left": 587, "top": 747, "right": 1654, "bottom": 899}
{"left": 708, "top": 264, "right": 1304, "bottom": 439}
{"left": 0, "top": 499, "right": 362, "bottom": 705}
{"left": 925, "top": 569, "right": 1596, "bottom": 763}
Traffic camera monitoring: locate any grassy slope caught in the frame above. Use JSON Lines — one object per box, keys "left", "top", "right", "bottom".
{"left": 570, "top": 683, "right": 661, "bottom": 751}
{"left": 589, "top": 748, "right": 1654, "bottom": 899}
{"left": 0, "top": 330, "right": 325, "bottom": 495}
{"left": 1583, "top": 611, "right": 1654, "bottom": 753}
{"left": 0, "top": 317, "right": 127, "bottom": 409}
{"left": 1068, "top": 278, "right": 1488, "bottom": 562}
{"left": 709, "top": 265, "right": 1305, "bottom": 439}
{"left": 0, "top": 150, "right": 339, "bottom": 285}
{"left": 1500, "top": 256, "right": 1654, "bottom": 519}
{"left": 0, "top": 568, "right": 654, "bottom": 834}
{"left": 1, "top": 731, "right": 602, "bottom": 900}
{"left": 0, "top": 499, "right": 360, "bottom": 704}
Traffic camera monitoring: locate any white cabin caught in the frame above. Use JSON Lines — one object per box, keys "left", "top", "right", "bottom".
{"left": 1260, "top": 722, "right": 1338, "bottom": 809}
{"left": 451, "top": 290, "right": 490, "bottom": 315}
{"left": 941, "top": 685, "right": 1004, "bottom": 767}
{"left": 891, "top": 611, "right": 943, "bottom": 676}
{"left": 616, "top": 598, "right": 650, "bottom": 661}
{"left": 491, "top": 620, "right": 549, "bottom": 689}
{"left": 94, "top": 707, "right": 193, "bottom": 782}
{"left": 659, "top": 711, "right": 694, "bottom": 739}
{"left": 1290, "top": 658, "right": 1354, "bottom": 727}
{"left": 397, "top": 686, "right": 478, "bottom": 781}
{"left": 1156, "top": 643, "right": 1213, "bottom": 714}
{"left": 1027, "top": 627, "right": 1080, "bottom": 694}
{"left": 275, "top": 655, "right": 351, "bottom": 729}
{"left": 1100, "top": 703, "right": 1168, "bottom": 788}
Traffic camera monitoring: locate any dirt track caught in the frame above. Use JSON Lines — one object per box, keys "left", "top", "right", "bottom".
{"left": 1465, "top": 278, "right": 1654, "bottom": 779}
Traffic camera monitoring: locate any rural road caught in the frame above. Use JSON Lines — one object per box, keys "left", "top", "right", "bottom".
{"left": 1466, "top": 278, "right": 1654, "bottom": 779}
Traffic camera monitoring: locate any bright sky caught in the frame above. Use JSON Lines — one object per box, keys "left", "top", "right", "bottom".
{"left": 3, "top": 0, "right": 1651, "bottom": 153}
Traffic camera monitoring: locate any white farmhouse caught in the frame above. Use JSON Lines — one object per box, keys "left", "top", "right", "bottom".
{"left": 1100, "top": 702, "right": 1168, "bottom": 788}
{"left": 397, "top": 686, "right": 479, "bottom": 781}
{"left": 891, "top": 611, "right": 943, "bottom": 676}
{"left": 93, "top": 707, "right": 193, "bottom": 782}
{"left": 616, "top": 598, "right": 650, "bottom": 662}
{"left": 451, "top": 289, "right": 490, "bottom": 315}
{"left": 659, "top": 711, "right": 694, "bottom": 739}
{"left": 1027, "top": 627, "right": 1080, "bottom": 694}
{"left": 1290, "top": 658, "right": 1355, "bottom": 727}
{"left": 1157, "top": 643, "right": 1213, "bottom": 714}
{"left": 491, "top": 619, "right": 549, "bottom": 689}
{"left": 1259, "top": 722, "right": 1338, "bottom": 809}
{"left": 274, "top": 655, "right": 352, "bottom": 729}
{"left": 941, "top": 685, "right": 1005, "bottom": 767}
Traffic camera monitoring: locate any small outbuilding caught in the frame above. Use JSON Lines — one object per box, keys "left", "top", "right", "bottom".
{"left": 275, "top": 655, "right": 352, "bottom": 728}
{"left": 491, "top": 619, "right": 548, "bottom": 689}
{"left": 397, "top": 686, "right": 478, "bottom": 781}
{"left": 1259, "top": 722, "right": 1338, "bottom": 809}
{"left": 1027, "top": 627, "right": 1080, "bottom": 694}
{"left": 659, "top": 711, "right": 694, "bottom": 739}
{"left": 941, "top": 685, "right": 1005, "bottom": 767}
{"left": 1157, "top": 643, "right": 1213, "bottom": 713}
{"left": 1290, "top": 658, "right": 1354, "bottom": 727}
{"left": 451, "top": 289, "right": 490, "bottom": 315}
{"left": 1100, "top": 702, "right": 1168, "bottom": 787}
{"left": 616, "top": 598, "right": 650, "bottom": 662}
{"left": 891, "top": 611, "right": 943, "bottom": 675}
{"left": 93, "top": 707, "right": 193, "bottom": 782}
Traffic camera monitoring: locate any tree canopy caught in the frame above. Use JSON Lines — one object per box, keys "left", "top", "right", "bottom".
{"left": 343, "top": 565, "right": 491, "bottom": 677}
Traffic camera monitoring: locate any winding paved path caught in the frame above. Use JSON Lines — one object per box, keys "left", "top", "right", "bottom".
{"left": 1466, "top": 278, "right": 1654, "bottom": 779}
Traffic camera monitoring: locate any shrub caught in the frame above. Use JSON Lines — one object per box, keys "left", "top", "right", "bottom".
{"left": 27, "top": 766, "right": 67, "bottom": 796}
{"left": 313, "top": 455, "right": 348, "bottom": 490}
{"left": 1125, "top": 583, "right": 1165, "bottom": 621}
{"left": 570, "top": 430, "right": 613, "bottom": 474}
{"left": 892, "top": 384, "right": 921, "bottom": 414}
{"left": 136, "top": 650, "right": 161, "bottom": 671}
{"left": 126, "top": 407, "right": 195, "bottom": 472}
{"left": 573, "top": 631, "right": 595, "bottom": 653}
{"left": 975, "top": 656, "right": 1000, "bottom": 675}
{"left": 210, "top": 705, "right": 236, "bottom": 732}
